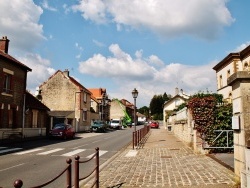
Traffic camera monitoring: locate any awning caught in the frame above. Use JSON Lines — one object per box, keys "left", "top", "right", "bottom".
{"left": 48, "top": 111, "right": 75, "bottom": 118}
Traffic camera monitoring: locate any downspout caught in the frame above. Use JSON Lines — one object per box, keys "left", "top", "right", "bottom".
{"left": 22, "top": 93, "right": 25, "bottom": 138}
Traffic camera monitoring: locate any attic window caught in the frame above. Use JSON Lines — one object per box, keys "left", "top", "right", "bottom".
{"left": 83, "top": 92, "right": 87, "bottom": 103}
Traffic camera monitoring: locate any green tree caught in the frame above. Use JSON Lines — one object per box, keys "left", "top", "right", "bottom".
{"left": 138, "top": 106, "right": 149, "bottom": 117}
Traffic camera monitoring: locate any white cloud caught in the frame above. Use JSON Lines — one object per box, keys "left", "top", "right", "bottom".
{"left": 0, "top": 0, "right": 45, "bottom": 51}
{"left": 78, "top": 44, "right": 216, "bottom": 106}
{"left": 72, "top": 0, "right": 234, "bottom": 39}
{"left": 18, "top": 53, "right": 56, "bottom": 93}
{"left": 41, "top": 0, "right": 57, "bottom": 12}
{"left": 93, "top": 39, "right": 105, "bottom": 47}
{"left": 72, "top": 0, "right": 107, "bottom": 24}
{"left": 232, "top": 42, "right": 250, "bottom": 52}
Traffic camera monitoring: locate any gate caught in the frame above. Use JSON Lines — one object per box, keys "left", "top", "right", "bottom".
{"left": 202, "top": 130, "right": 234, "bottom": 149}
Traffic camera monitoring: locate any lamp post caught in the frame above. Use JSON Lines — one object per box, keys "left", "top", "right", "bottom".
{"left": 132, "top": 88, "right": 138, "bottom": 132}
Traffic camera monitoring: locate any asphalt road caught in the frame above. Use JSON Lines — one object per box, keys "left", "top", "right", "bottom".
{"left": 0, "top": 126, "right": 139, "bottom": 188}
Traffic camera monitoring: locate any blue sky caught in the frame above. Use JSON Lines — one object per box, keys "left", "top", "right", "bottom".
{"left": 1, "top": 0, "right": 250, "bottom": 107}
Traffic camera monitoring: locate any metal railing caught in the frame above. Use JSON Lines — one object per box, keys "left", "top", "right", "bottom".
{"left": 133, "top": 125, "right": 150, "bottom": 149}
{"left": 12, "top": 148, "right": 100, "bottom": 188}
{"left": 13, "top": 159, "right": 72, "bottom": 188}
{"left": 75, "top": 147, "right": 99, "bottom": 188}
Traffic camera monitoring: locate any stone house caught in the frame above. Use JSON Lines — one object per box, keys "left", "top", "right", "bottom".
{"left": 38, "top": 69, "right": 91, "bottom": 132}
{"left": 213, "top": 45, "right": 250, "bottom": 103}
{"left": 110, "top": 98, "right": 134, "bottom": 125}
{"left": 213, "top": 45, "right": 250, "bottom": 187}
{"left": 0, "top": 36, "right": 32, "bottom": 139}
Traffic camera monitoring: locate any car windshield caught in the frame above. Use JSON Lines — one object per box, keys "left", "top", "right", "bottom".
{"left": 53, "top": 124, "right": 65, "bottom": 130}
{"left": 111, "top": 120, "right": 119, "bottom": 123}
{"left": 93, "top": 121, "right": 104, "bottom": 125}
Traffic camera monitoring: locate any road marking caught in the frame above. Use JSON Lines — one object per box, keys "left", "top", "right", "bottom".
{"left": 14, "top": 148, "right": 44, "bottom": 155}
{"left": 86, "top": 150, "right": 107, "bottom": 158}
{"left": 0, "top": 148, "right": 22, "bottom": 154}
{"left": 0, "top": 147, "right": 7, "bottom": 149}
{"left": 125, "top": 150, "right": 138, "bottom": 157}
{"left": 0, "top": 163, "right": 25, "bottom": 172}
{"left": 37, "top": 148, "right": 64, "bottom": 155}
{"left": 61, "top": 149, "right": 86, "bottom": 157}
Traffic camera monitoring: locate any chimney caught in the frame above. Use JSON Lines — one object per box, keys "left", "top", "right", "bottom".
{"left": 0, "top": 36, "right": 9, "bottom": 54}
{"left": 175, "top": 87, "right": 179, "bottom": 95}
{"left": 63, "top": 69, "right": 69, "bottom": 77}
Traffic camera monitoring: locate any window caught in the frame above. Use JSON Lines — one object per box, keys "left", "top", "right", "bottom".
{"left": 32, "top": 110, "right": 38, "bottom": 128}
{"left": 219, "top": 75, "right": 223, "bottom": 88}
{"left": 227, "top": 70, "right": 230, "bottom": 78}
{"left": 83, "top": 110, "right": 87, "bottom": 121}
{"left": 83, "top": 92, "right": 87, "bottom": 103}
{"left": 3, "top": 73, "right": 12, "bottom": 94}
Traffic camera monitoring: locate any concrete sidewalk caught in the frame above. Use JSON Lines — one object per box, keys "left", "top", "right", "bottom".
{"left": 83, "top": 127, "right": 238, "bottom": 188}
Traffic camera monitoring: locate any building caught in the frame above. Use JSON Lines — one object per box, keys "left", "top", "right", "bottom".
{"left": 213, "top": 45, "right": 250, "bottom": 102}
{"left": 88, "top": 88, "right": 110, "bottom": 121}
{"left": 24, "top": 91, "right": 50, "bottom": 136}
{"left": 38, "top": 69, "right": 91, "bottom": 132}
{"left": 110, "top": 98, "right": 133, "bottom": 126}
{"left": 0, "top": 36, "right": 32, "bottom": 139}
{"left": 163, "top": 88, "right": 189, "bottom": 129}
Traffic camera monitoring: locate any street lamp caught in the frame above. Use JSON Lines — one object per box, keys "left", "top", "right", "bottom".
{"left": 132, "top": 88, "right": 138, "bottom": 132}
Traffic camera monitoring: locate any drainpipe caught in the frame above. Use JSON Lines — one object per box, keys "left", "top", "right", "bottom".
{"left": 22, "top": 94, "right": 26, "bottom": 138}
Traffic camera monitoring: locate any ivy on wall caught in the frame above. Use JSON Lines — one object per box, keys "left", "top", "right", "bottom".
{"left": 188, "top": 93, "right": 233, "bottom": 152}
{"left": 188, "top": 95, "right": 217, "bottom": 134}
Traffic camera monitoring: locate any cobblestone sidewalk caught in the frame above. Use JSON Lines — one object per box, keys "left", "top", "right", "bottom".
{"left": 82, "top": 128, "right": 238, "bottom": 188}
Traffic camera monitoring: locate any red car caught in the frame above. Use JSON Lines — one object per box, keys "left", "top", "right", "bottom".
{"left": 49, "top": 123, "right": 75, "bottom": 139}
{"left": 150, "top": 121, "right": 159, "bottom": 129}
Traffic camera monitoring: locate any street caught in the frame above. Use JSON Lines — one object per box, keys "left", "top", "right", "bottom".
{"left": 0, "top": 126, "right": 139, "bottom": 187}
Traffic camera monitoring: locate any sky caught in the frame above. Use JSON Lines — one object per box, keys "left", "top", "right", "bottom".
{"left": 1, "top": 0, "right": 250, "bottom": 108}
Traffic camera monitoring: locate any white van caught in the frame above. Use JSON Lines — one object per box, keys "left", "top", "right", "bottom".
{"left": 110, "top": 119, "right": 122, "bottom": 129}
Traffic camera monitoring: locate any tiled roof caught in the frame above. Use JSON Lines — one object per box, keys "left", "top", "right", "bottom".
{"left": 0, "top": 50, "right": 32, "bottom": 71}
{"left": 88, "top": 88, "right": 106, "bottom": 99}
{"left": 25, "top": 91, "right": 50, "bottom": 110}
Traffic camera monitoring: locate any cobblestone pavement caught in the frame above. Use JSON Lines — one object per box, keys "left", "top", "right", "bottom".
{"left": 82, "top": 127, "right": 238, "bottom": 188}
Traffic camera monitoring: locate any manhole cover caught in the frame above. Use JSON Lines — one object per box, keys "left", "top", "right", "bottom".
{"left": 161, "top": 156, "right": 172, "bottom": 158}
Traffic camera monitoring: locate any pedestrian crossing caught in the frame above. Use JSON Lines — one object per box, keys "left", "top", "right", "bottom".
{"left": 0, "top": 147, "right": 108, "bottom": 158}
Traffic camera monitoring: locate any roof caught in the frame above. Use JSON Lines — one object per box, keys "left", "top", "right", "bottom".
{"left": 40, "top": 70, "right": 91, "bottom": 94}
{"left": 163, "top": 94, "right": 188, "bottom": 106}
{"left": 0, "top": 50, "right": 32, "bottom": 71}
{"left": 213, "top": 45, "right": 250, "bottom": 71}
{"left": 88, "top": 88, "right": 106, "bottom": 99}
{"left": 25, "top": 91, "right": 50, "bottom": 111}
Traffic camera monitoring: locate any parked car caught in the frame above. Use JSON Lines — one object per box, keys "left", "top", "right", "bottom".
{"left": 90, "top": 120, "right": 108, "bottom": 132}
{"left": 150, "top": 121, "right": 159, "bottom": 129}
{"left": 49, "top": 123, "right": 75, "bottom": 139}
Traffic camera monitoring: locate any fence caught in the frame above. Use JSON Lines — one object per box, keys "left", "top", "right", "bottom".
{"left": 13, "top": 148, "right": 100, "bottom": 188}
{"left": 133, "top": 125, "right": 150, "bottom": 149}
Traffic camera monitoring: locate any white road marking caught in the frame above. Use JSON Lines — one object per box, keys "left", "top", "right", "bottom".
{"left": 37, "top": 148, "right": 64, "bottom": 155}
{"left": 86, "top": 150, "right": 107, "bottom": 158}
{"left": 73, "top": 144, "right": 88, "bottom": 149}
{"left": 0, "top": 163, "right": 25, "bottom": 172}
{"left": 125, "top": 150, "right": 138, "bottom": 157}
{"left": 61, "top": 149, "right": 86, "bottom": 157}
{"left": 14, "top": 148, "right": 44, "bottom": 155}
{"left": 0, "top": 148, "right": 22, "bottom": 154}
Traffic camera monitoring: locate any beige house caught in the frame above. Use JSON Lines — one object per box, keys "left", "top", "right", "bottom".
{"left": 38, "top": 69, "right": 91, "bottom": 132}
{"left": 213, "top": 45, "right": 250, "bottom": 103}
{"left": 163, "top": 88, "right": 189, "bottom": 129}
